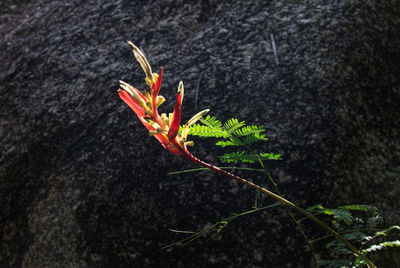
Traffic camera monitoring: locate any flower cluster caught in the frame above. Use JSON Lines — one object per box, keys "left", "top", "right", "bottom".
{"left": 118, "top": 41, "right": 209, "bottom": 156}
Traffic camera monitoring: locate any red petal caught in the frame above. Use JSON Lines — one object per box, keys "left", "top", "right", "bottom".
{"left": 153, "top": 133, "right": 169, "bottom": 146}
{"left": 166, "top": 144, "right": 184, "bottom": 156}
{"left": 118, "top": 89, "right": 145, "bottom": 118}
{"left": 151, "top": 68, "right": 163, "bottom": 120}
{"left": 167, "top": 91, "right": 182, "bottom": 139}
{"left": 151, "top": 68, "right": 163, "bottom": 98}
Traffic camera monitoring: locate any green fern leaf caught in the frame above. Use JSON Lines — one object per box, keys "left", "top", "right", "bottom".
{"left": 306, "top": 204, "right": 325, "bottom": 213}
{"left": 343, "top": 231, "right": 367, "bottom": 242}
{"left": 223, "top": 118, "right": 246, "bottom": 133}
{"left": 216, "top": 133, "right": 268, "bottom": 147}
{"left": 363, "top": 240, "right": 400, "bottom": 254}
{"left": 372, "top": 225, "right": 400, "bottom": 239}
{"left": 338, "top": 205, "right": 377, "bottom": 213}
{"left": 216, "top": 137, "right": 244, "bottom": 147}
{"left": 323, "top": 208, "right": 353, "bottom": 226}
{"left": 234, "top": 125, "right": 266, "bottom": 137}
{"left": 188, "top": 124, "right": 230, "bottom": 138}
{"left": 200, "top": 115, "right": 222, "bottom": 129}
{"left": 219, "top": 152, "right": 281, "bottom": 163}
{"left": 242, "top": 133, "right": 268, "bottom": 145}
{"left": 219, "top": 151, "right": 259, "bottom": 163}
{"left": 259, "top": 153, "right": 282, "bottom": 160}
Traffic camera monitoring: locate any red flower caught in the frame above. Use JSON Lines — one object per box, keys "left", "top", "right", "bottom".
{"left": 118, "top": 42, "right": 209, "bottom": 156}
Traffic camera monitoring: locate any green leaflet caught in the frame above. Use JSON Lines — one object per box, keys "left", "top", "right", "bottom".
{"left": 199, "top": 115, "right": 222, "bottom": 129}
{"left": 219, "top": 152, "right": 281, "bottom": 164}
{"left": 182, "top": 115, "right": 275, "bottom": 163}
{"left": 187, "top": 124, "right": 230, "bottom": 138}
{"left": 363, "top": 240, "right": 400, "bottom": 253}
{"left": 310, "top": 203, "right": 399, "bottom": 267}
{"left": 184, "top": 115, "right": 274, "bottom": 163}
{"left": 188, "top": 115, "right": 267, "bottom": 145}
{"left": 337, "top": 205, "right": 377, "bottom": 213}
{"left": 223, "top": 118, "right": 245, "bottom": 133}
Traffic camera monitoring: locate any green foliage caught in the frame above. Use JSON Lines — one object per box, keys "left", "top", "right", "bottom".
{"left": 306, "top": 204, "right": 378, "bottom": 227}
{"left": 184, "top": 115, "right": 274, "bottom": 164}
{"left": 173, "top": 114, "right": 396, "bottom": 267}
{"left": 311, "top": 203, "right": 400, "bottom": 267}
{"left": 366, "top": 225, "right": 400, "bottom": 240}
{"left": 223, "top": 118, "right": 245, "bottom": 133}
{"left": 363, "top": 240, "right": 400, "bottom": 253}
{"left": 169, "top": 115, "right": 284, "bottom": 249}
{"left": 219, "top": 151, "right": 281, "bottom": 164}
{"left": 162, "top": 203, "right": 282, "bottom": 249}
{"left": 199, "top": 115, "right": 222, "bottom": 129}
{"left": 186, "top": 123, "right": 230, "bottom": 138}
{"left": 188, "top": 115, "right": 268, "bottom": 142}
{"left": 337, "top": 205, "right": 377, "bottom": 213}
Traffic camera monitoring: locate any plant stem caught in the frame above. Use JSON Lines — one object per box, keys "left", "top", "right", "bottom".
{"left": 168, "top": 166, "right": 265, "bottom": 175}
{"left": 245, "top": 145, "right": 319, "bottom": 267}
{"left": 163, "top": 203, "right": 283, "bottom": 249}
{"left": 177, "top": 149, "right": 377, "bottom": 268}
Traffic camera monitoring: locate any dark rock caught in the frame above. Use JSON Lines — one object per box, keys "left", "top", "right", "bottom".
{"left": 1, "top": 0, "right": 399, "bottom": 267}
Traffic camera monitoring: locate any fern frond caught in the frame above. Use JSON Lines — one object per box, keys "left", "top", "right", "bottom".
{"left": 373, "top": 225, "right": 400, "bottom": 237}
{"left": 216, "top": 133, "right": 268, "bottom": 147}
{"left": 216, "top": 137, "right": 243, "bottom": 147}
{"left": 199, "top": 115, "right": 222, "bottom": 129}
{"left": 219, "top": 152, "right": 281, "bottom": 163}
{"left": 363, "top": 240, "right": 400, "bottom": 254}
{"left": 338, "top": 205, "right": 377, "bottom": 213}
{"left": 259, "top": 153, "right": 282, "bottom": 160}
{"left": 306, "top": 204, "right": 324, "bottom": 213}
{"left": 188, "top": 124, "right": 230, "bottom": 138}
{"left": 343, "top": 231, "right": 367, "bottom": 242}
{"left": 234, "top": 125, "right": 266, "bottom": 137}
{"left": 219, "top": 151, "right": 260, "bottom": 163}
{"left": 185, "top": 116, "right": 269, "bottom": 147}
{"left": 243, "top": 133, "right": 268, "bottom": 144}
{"left": 222, "top": 118, "right": 245, "bottom": 133}
{"left": 323, "top": 208, "right": 353, "bottom": 226}
{"left": 363, "top": 225, "right": 400, "bottom": 242}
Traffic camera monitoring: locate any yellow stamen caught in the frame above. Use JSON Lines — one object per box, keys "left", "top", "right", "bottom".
{"left": 181, "top": 125, "right": 189, "bottom": 141}
{"left": 184, "top": 141, "right": 194, "bottom": 147}
{"left": 156, "top": 96, "right": 165, "bottom": 107}
{"left": 143, "top": 91, "right": 152, "bottom": 109}
{"left": 161, "top": 113, "right": 169, "bottom": 127}
{"left": 168, "top": 113, "right": 174, "bottom": 126}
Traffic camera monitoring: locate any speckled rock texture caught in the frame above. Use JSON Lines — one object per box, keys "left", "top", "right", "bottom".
{"left": 1, "top": 0, "right": 399, "bottom": 267}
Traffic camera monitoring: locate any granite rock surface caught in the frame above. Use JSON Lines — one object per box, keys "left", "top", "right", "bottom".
{"left": 1, "top": 0, "right": 399, "bottom": 267}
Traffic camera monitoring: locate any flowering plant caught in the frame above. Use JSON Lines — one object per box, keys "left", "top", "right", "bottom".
{"left": 118, "top": 41, "right": 208, "bottom": 158}
{"left": 117, "top": 42, "right": 376, "bottom": 268}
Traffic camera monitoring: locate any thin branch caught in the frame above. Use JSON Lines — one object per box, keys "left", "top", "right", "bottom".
{"left": 168, "top": 166, "right": 265, "bottom": 175}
